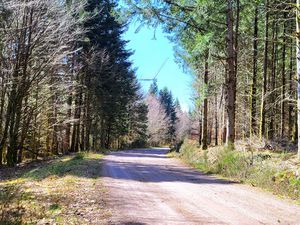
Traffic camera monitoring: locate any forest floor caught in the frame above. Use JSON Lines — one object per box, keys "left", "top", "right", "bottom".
{"left": 0, "top": 152, "right": 110, "bottom": 224}
{"left": 102, "top": 148, "right": 300, "bottom": 224}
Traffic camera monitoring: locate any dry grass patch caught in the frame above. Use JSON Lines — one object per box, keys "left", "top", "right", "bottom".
{"left": 0, "top": 153, "right": 110, "bottom": 225}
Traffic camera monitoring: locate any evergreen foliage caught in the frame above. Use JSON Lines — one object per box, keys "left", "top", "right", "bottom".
{"left": 0, "top": 0, "right": 148, "bottom": 166}
{"left": 124, "top": 0, "right": 300, "bottom": 158}
{"left": 149, "top": 80, "right": 159, "bottom": 96}
{"left": 159, "top": 87, "right": 178, "bottom": 144}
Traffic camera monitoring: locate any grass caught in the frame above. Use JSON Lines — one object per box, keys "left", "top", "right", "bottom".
{"left": 174, "top": 139, "right": 300, "bottom": 203}
{"left": 0, "top": 152, "right": 110, "bottom": 224}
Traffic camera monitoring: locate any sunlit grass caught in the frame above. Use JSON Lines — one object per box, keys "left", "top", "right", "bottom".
{"left": 0, "top": 152, "right": 109, "bottom": 224}
{"left": 175, "top": 140, "right": 300, "bottom": 202}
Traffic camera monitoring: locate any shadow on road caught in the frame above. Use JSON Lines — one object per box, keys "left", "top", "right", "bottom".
{"left": 111, "top": 222, "right": 147, "bottom": 225}
{"left": 111, "top": 149, "right": 169, "bottom": 159}
{"left": 102, "top": 149, "right": 236, "bottom": 185}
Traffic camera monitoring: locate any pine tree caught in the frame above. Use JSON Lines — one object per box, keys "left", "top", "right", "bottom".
{"left": 149, "top": 80, "right": 159, "bottom": 96}
{"left": 159, "top": 87, "right": 177, "bottom": 144}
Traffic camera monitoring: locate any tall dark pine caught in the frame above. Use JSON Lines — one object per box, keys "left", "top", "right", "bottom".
{"left": 70, "top": 0, "right": 145, "bottom": 151}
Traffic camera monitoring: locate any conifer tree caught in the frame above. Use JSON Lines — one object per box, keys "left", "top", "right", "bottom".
{"left": 159, "top": 87, "right": 177, "bottom": 144}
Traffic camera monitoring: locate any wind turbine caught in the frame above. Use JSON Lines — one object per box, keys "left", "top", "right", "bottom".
{"left": 139, "top": 58, "right": 169, "bottom": 82}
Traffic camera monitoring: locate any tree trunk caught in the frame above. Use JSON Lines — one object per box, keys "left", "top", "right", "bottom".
{"left": 234, "top": 0, "right": 240, "bottom": 79}
{"left": 260, "top": 0, "right": 269, "bottom": 140}
{"left": 65, "top": 90, "right": 72, "bottom": 152}
{"left": 5, "top": 78, "right": 21, "bottom": 166}
{"left": 202, "top": 51, "right": 209, "bottom": 150}
{"left": 81, "top": 92, "right": 86, "bottom": 152}
{"left": 225, "top": 0, "right": 236, "bottom": 147}
{"left": 85, "top": 76, "right": 92, "bottom": 151}
{"left": 222, "top": 108, "right": 227, "bottom": 144}
{"left": 214, "top": 92, "right": 218, "bottom": 146}
{"left": 65, "top": 55, "right": 75, "bottom": 153}
{"left": 281, "top": 12, "right": 287, "bottom": 138}
{"left": 6, "top": 102, "right": 17, "bottom": 166}
{"left": 18, "top": 103, "right": 33, "bottom": 163}
{"left": 296, "top": 0, "right": 300, "bottom": 159}
{"left": 71, "top": 71, "right": 83, "bottom": 153}
{"left": 250, "top": 6, "right": 259, "bottom": 137}
{"left": 51, "top": 91, "right": 59, "bottom": 155}
{"left": 269, "top": 20, "right": 278, "bottom": 140}
{"left": 0, "top": 73, "right": 6, "bottom": 165}
{"left": 289, "top": 30, "right": 294, "bottom": 139}
{"left": 198, "top": 113, "right": 202, "bottom": 146}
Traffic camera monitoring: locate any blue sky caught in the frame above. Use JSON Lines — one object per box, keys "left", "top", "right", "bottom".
{"left": 123, "top": 23, "right": 193, "bottom": 112}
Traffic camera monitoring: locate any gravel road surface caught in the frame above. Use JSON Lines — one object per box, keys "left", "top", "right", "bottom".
{"left": 102, "top": 148, "right": 300, "bottom": 225}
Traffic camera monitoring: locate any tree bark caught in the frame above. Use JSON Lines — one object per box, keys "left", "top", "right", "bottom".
{"left": 234, "top": 0, "right": 240, "bottom": 79}
{"left": 214, "top": 91, "right": 218, "bottom": 146}
{"left": 202, "top": 51, "right": 209, "bottom": 150}
{"left": 269, "top": 20, "right": 278, "bottom": 140}
{"left": 296, "top": 0, "right": 300, "bottom": 159}
{"left": 225, "top": 0, "right": 236, "bottom": 147}
{"left": 289, "top": 28, "right": 294, "bottom": 139}
{"left": 260, "top": 0, "right": 269, "bottom": 140}
{"left": 0, "top": 70, "right": 6, "bottom": 165}
{"left": 281, "top": 12, "right": 287, "bottom": 138}
{"left": 65, "top": 55, "right": 75, "bottom": 153}
{"left": 250, "top": 6, "right": 259, "bottom": 137}
{"left": 65, "top": 90, "right": 72, "bottom": 152}
{"left": 198, "top": 112, "right": 202, "bottom": 146}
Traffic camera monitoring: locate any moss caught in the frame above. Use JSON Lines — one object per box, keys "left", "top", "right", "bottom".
{"left": 49, "top": 203, "right": 61, "bottom": 213}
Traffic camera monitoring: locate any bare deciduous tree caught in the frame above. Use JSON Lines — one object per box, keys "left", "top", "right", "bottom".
{"left": 145, "top": 94, "right": 168, "bottom": 146}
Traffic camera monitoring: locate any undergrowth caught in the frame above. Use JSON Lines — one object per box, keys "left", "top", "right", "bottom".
{"left": 178, "top": 140, "right": 300, "bottom": 202}
{"left": 0, "top": 152, "right": 108, "bottom": 224}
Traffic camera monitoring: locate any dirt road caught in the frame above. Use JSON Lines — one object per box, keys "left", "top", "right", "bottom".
{"left": 102, "top": 148, "right": 300, "bottom": 225}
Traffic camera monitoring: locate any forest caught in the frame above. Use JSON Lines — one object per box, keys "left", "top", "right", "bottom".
{"left": 0, "top": 0, "right": 300, "bottom": 163}
{"left": 0, "top": 0, "right": 190, "bottom": 167}
{"left": 1, "top": 0, "right": 300, "bottom": 224}
{"left": 0, "top": 0, "right": 149, "bottom": 167}
{"left": 123, "top": 0, "right": 300, "bottom": 158}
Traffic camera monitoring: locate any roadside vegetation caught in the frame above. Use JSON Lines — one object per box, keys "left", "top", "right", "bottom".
{"left": 0, "top": 153, "right": 109, "bottom": 224}
{"left": 174, "top": 139, "right": 300, "bottom": 202}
